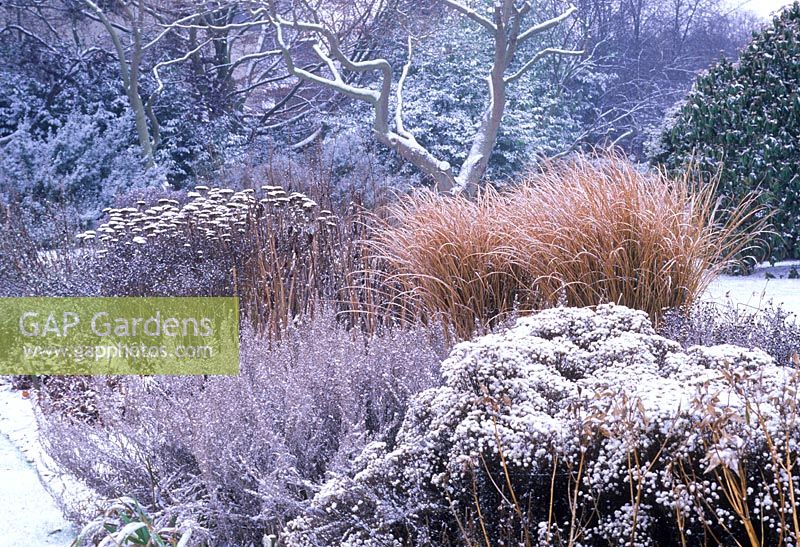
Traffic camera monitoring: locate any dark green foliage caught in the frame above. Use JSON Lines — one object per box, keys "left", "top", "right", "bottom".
{"left": 653, "top": 3, "right": 800, "bottom": 261}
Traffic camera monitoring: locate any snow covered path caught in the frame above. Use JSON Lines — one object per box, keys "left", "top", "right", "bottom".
{"left": 0, "top": 431, "right": 75, "bottom": 546}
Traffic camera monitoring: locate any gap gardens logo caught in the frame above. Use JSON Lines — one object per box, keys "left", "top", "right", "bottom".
{"left": 0, "top": 297, "right": 239, "bottom": 375}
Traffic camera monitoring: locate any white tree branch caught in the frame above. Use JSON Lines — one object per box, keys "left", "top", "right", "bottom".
{"left": 518, "top": 4, "right": 577, "bottom": 43}
{"left": 313, "top": 42, "right": 343, "bottom": 82}
{"left": 81, "top": 0, "right": 132, "bottom": 91}
{"left": 262, "top": 0, "right": 578, "bottom": 195}
{"left": 290, "top": 124, "right": 324, "bottom": 149}
{"left": 277, "top": 16, "right": 393, "bottom": 76}
{"left": 440, "top": 0, "right": 497, "bottom": 32}
{"left": 152, "top": 38, "right": 214, "bottom": 98}
{"left": 142, "top": 9, "right": 216, "bottom": 50}
{"left": 271, "top": 17, "right": 379, "bottom": 104}
{"left": 504, "top": 47, "right": 583, "bottom": 83}
{"left": 395, "top": 36, "right": 416, "bottom": 142}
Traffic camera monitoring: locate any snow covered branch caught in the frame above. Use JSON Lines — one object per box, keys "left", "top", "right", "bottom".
{"left": 266, "top": 0, "right": 580, "bottom": 195}
{"left": 517, "top": 3, "right": 578, "bottom": 42}
{"left": 269, "top": 1, "right": 457, "bottom": 192}
{"left": 439, "top": 0, "right": 497, "bottom": 32}
{"left": 505, "top": 47, "right": 583, "bottom": 83}
{"left": 453, "top": 0, "right": 581, "bottom": 195}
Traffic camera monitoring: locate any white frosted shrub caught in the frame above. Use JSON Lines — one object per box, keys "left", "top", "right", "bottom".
{"left": 38, "top": 315, "right": 445, "bottom": 545}
{"left": 285, "top": 304, "right": 800, "bottom": 546}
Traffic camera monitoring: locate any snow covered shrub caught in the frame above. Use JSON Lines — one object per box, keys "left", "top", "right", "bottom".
{"left": 0, "top": 107, "right": 163, "bottom": 244}
{"left": 0, "top": 36, "right": 238, "bottom": 243}
{"left": 652, "top": 2, "right": 800, "bottom": 261}
{"left": 37, "top": 314, "right": 445, "bottom": 544}
{"left": 285, "top": 304, "right": 800, "bottom": 546}
{"left": 661, "top": 301, "right": 800, "bottom": 366}
{"left": 217, "top": 133, "right": 407, "bottom": 211}
{"left": 374, "top": 153, "right": 759, "bottom": 339}
{"left": 316, "top": 129, "right": 412, "bottom": 205}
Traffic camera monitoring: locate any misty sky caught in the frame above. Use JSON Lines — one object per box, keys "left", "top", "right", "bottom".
{"left": 733, "top": 0, "right": 792, "bottom": 18}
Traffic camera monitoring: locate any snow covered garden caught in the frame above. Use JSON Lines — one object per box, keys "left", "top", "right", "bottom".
{"left": 2, "top": 0, "right": 800, "bottom": 546}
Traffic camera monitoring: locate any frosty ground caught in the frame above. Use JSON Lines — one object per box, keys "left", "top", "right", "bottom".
{"left": 0, "top": 381, "right": 76, "bottom": 546}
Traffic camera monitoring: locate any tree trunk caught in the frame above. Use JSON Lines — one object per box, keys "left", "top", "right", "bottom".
{"left": 455, "top": 73, "right": 507, "bottom": 196}
{"left": 83, "top": 0, "right": 156, "bottom": 169}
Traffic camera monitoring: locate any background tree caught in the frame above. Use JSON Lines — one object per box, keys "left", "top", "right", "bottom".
{"left": 652, "top": 2, "right": 800, "bottom": 261}
{"left": 269, "top": 0, "right": 582, "bottom": 195}
{"left": 80, "top": 0, "right": 163, "bottom": 168}
{"left": 320, "top": 0, "right": 589, "bottom": 183}
{"left": 567, "top": 0, "right": 758, "bottom": 157}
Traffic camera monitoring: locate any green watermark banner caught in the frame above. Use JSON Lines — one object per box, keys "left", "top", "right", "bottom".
{"left": 0, "top": 297, "right": 239, "bottom": 375}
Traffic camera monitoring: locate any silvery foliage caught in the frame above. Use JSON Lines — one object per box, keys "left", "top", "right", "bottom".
{"left": 317, "top": 128, "right": 415, "bottom": 203}
{"left": 0, "top": 50, "right": 162, "bottom": 241}
{"left": 37, "top": 316, "right": 446, "bottom": 545}
{"left": 285, "top": 304, "right": 800, "bottom": 545}
{"left": 0, "top": 50, "right": 236, "bottom": 246}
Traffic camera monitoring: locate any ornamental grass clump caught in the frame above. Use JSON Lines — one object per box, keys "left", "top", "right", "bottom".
{"left": 373, "top": 153, "right": 762, "bottom": 339}
{"left": 370, "top": 190, "right": 519, "bottom": 339}
{"left": 506, "top": 155, "right": 761, "bottom": 320}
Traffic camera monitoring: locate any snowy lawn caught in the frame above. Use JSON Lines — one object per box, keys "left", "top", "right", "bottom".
{"left": 703, "top": 260, "right": 800, "bottom": 317}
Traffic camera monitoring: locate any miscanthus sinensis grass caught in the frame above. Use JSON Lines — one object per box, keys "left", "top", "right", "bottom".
{"left": 373, "top": 154, "right": 763, "bottom": 339}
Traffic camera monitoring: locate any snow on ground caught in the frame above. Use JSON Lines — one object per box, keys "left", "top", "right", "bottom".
{"left": 0, "top": 432, "right": 75, "bottom": 546}
{"left": 703, "top": 260, "right": 800, "bottom": 318}
{"left": 0, "top": 379, "right": 98, "bottom": 546}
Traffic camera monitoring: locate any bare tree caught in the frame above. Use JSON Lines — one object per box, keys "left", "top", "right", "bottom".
{"left": 567, "top": 0, "right": 758, "bottom": 156}
{"left": 145, "top": 1, "right": 389, "bottom": 147}
{"left": 79, "top": 0, "right": 162, "bottom": 169}
{"left": 269, "top": 0, "right": 581, "bottom": 195}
